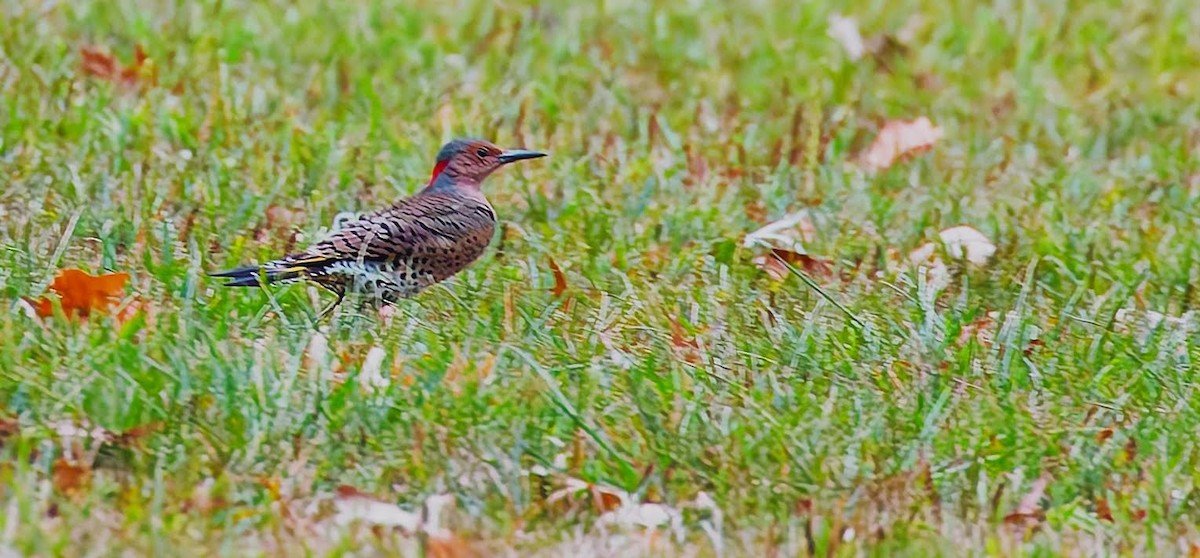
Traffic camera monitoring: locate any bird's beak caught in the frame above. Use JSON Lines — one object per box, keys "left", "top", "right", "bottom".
{"left": 498, "top": 149, "right": 547, "bottom": 164}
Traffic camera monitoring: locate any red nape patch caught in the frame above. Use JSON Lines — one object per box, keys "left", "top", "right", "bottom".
{"left": 429, "top": 160, "right": 450, "bottom": 184}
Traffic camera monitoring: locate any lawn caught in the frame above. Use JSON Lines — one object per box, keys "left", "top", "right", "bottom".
{"left": 3, "top": 0, "right": 1200, "bottom": 555}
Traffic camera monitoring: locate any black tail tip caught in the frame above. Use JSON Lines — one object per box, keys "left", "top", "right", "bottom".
{"left": 209, "top": 264, "right": 265, "bottom": 287}
{"left": 209, "top": 264, "right": 263, "bottom": 278}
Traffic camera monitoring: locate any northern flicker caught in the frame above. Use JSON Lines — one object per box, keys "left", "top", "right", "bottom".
{"left": 210, "top": 138, "right": 546, "bottom": 317}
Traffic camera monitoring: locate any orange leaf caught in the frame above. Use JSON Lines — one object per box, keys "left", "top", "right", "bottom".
{"left": 79, "top": 45, "right": 152, "bottom": 88}
{"left": 32, "top": 269, "right": 130, "bottom": 319}
{"left": 860, "top": 116, "right": 943, "bottom": 171}
{"left": 547, "top": 257, "right": 568, "bottom": 297}
{"left": 52, "top": 458, "right": 91, "bottom": 494}
{"left": 80, "top": 47, "right": 119, "bottom": 80}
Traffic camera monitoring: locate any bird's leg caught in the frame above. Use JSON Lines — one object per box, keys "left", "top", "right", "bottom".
{"left": 316, "top": 288, "right": 346, "bottom": 322}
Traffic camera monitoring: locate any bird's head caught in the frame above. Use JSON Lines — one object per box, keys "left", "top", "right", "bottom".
{"left": 425, "top": 138, "right": 546, "bottom": 191}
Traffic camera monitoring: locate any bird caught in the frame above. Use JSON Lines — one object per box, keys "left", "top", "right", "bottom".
{"left": 210, "top": 138, "right": 546, "bottom": 319}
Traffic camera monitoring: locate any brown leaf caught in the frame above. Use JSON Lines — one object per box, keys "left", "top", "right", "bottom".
{"left": 544, "top": 477, "right": 628, "bottom": 515}
{"left": 1096, "top": 497, "right": 1114, "bottom": 522}
{"left": 753, "top": 250, "right": 834, "bottom": 282}
{"left": 30, "top": 269, "right": 130, "bottom": 319}
{"left": 80, "top": 45, "right": 153, "bottom": 88}
{"left": 52, "top": 458, "right": 91, "bottom": 494}
{"left": 860, "top": 116, "right": 943, "bottom": 171}
{"left": 547, "top": 257, "right": 568, "bottom": 297}
{"left": 744, "top": 211, "right": 832, "bottom": 281}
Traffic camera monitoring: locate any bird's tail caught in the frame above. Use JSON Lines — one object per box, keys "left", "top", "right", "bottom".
{"left": 209, "top": 261, "right": 309, "bottom": 287}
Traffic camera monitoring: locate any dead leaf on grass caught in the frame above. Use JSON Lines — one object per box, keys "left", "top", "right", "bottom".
{"left": 907, "top": 226, "right": 995, "bottom": 290}
{"left": 548, "top": 256, "right": 568, "bottom": 298}
{"left": 753, "top": 250, "right": 835, "bottom": 281}
{"left": 744, "top": 211, "right": 833, "bottom": 281}
{"left": 52, "top": 458, "right": 92, "bottom": 494}
{"left": 743, "top": 210, "right": 817, "bottom": 252}
{"left": 80, "top": 45, "right": 154, "bottom": 88}
{"left": 545, "top": 477, "right": 628, "bottom": 514}
{"left": 936, "top": 226, "right": 996, "bottom": 265}
{"left": 860, "top": 117, "right": 943, "bottom": 171}
{"left": 30, "top": 269, "right": 130, "bottom": 319}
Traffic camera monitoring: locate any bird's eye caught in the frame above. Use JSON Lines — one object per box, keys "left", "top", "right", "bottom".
{"left": 476, "top": 147, "right": 490, "bottom": 158}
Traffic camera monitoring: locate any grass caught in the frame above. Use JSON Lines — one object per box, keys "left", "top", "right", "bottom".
{"left": 2, "top": 0, "right": 1200, "bottom": 555}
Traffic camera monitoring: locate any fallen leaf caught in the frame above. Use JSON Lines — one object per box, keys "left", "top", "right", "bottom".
{"left": 827, "top": 14, "right": 865, "bottom": 61}
{"left": 743, "top": 210, "right": 818, "bottom": 253}
{"left": 80, "top": 45, "right": 153, "bottom": 88}
{"left": 744, "top": 211, "right": 832, "bottom": 281}
{"left": 52, "top": 458, "right": 91, "bottom": 494}
{"left": 1096, "top": 497, "right": 1114, "bottom": 522}
{"left": 936, "top": 225, "right": 996, "bottom": 265}
{"left": 860, "top": 116, "right": 943, "bottom": 171}
{"left": 546, "top": 477, "right": 628, "bottom": 514}
{"left": 906, "top": 226, "right": 995, "bottom": 291}
{"left": 31, "top": 269, "right": 129, "bottom": 319}
{"left": 753, "top": 250, "right": 835, "bottom": 281}
{"left": 548, "top": 257, "right": 568, "bottom": 297}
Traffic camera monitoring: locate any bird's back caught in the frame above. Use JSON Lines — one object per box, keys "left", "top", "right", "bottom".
{"left": 287, "top": 189, "right": 496, "bottom": 299}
